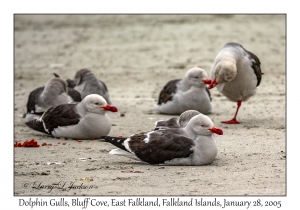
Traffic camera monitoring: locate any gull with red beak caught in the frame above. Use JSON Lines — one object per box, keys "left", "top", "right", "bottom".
{"left": 156, "top": 67, "right": 213, "bottom": 115}
{"left": 206, "top": 42, "right": 263, "bottom": 124}
{"left": 25, "top": 94, "right": 118, "bottom": 139}
{"left": 103, "top": 113, "right": 223, "bottom": 166}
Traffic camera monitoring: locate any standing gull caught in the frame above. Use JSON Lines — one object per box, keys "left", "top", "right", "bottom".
{"left": 71, "top": 68, "right": 111, "bottom": 103}
{"left": 206, "top": 42, "right": 263, "bottom": 124}
{"left": 25, "top": 94, "right": 118, "bottom": 139}
{"left": 25, "top": 77, "right": 81, "bottom": 122}
{"left": 103, "top": 113, "right": 223, "bottom": 166}
{"left": 156, "top": 67, "right": 212, "bottom": 115}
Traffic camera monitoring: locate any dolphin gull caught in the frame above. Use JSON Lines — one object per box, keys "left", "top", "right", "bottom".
{"left": 25, "top": 94, "right": 118, "bottom": 139}
{"left": 156, "top": 67, "right": 212, "bottom": 115}
{"left": 205, "top": 42, "right": 263, "bottom": 124}
{"left": 154, "top": 110, "right": 201, "bottom": 130}
{"left": 25, "top": 77, "right": 81, "bottom": 122}
{"left": 103, "top": 113, "right": 223, "bottom": 165}
{"left": 71, "top": 68, "right": 111, "bottom": 103}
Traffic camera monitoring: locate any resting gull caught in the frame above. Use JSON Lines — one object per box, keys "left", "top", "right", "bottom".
{"left": 70, "top": 68, "right": 111, "bottom": 103}
{"left": 103, "top": 113, "right": 223, "bottom": 166}
{"left": 25, "top": 94, "right": 118, "bottom": 139}
{"left": 154, "top": 110, "right": 201, "bottom": 130}
{"left": 25, "top": 77, "right": 81, "bottom": 122}
{"left": 156, "top": 67, "right": 212, "bottom": 115}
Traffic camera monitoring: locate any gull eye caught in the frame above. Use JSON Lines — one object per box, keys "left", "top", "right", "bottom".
{"left": 95, "top": 103, "right": 99, "bottom": 105}
{"left": 201, "top": 124, "right": 206, "bottom": 127}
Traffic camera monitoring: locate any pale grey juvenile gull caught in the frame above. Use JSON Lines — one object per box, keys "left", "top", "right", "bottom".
{"left": 103, "top": 113, "right": 223, "bottom": 166}
{"left": 154, "top": 110, "right": 201, "bottom": 130}
{"left": 156, "top": 67, "right": 212, "bottom": 115}
{"left": 205, "top": 42, "right": 263, "bottom": 124}
{"left": 71, "top": 69, "right": 111, "bottom": 103}
{"left": 26, "top": 94, "right": 118, "bottom": 139}
{"left": 53, "top": 72, "right": 77, "bottom": 89}
{"left": 25, "top": 77, "right": 81, "bottom": 122}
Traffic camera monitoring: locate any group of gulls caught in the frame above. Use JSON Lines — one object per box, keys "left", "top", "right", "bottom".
{"left": 24, "top": 42, "right": 262, "bottom": 166}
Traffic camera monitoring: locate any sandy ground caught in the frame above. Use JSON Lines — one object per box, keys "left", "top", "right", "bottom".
{"left": 14, "top": 14, "right": 286, "bottom": 196}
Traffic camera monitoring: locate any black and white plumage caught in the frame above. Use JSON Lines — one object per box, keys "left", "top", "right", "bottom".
{"left": 70, "top": 69, "right": 111, "bottom": 103}
{"left": 207, "top": 42, "right": 263, "bottom": 124}
{"left": 25, "top": 77, "right": 81, "bottom": 122}
{"left": 103, "top": 113, "right": 223, "bottom": 166}
{"left": 156, "top": 67, "right": 212, "bottom": 115}
{"left": 25, "top": 94, "right": 118, "bottom": 139}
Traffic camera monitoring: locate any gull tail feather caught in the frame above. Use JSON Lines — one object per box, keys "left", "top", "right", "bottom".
{"left": 102, "top": 136, "right": 128, "bottom": 152}
{"left": 25, "top": 120, "right": 48, "bottom": 134}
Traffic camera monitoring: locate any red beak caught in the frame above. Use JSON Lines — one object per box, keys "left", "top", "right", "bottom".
{"left": 208, "top": 126, "right": 223, "bottom": 135}
{"left": 101, "top": 104, "right": 118, "bottom": 112}
{"left": 202, "top": 78, "right": 212, "bottom": 84}
{"left": 208, "top": 78, "right": 218, "bottom": 89}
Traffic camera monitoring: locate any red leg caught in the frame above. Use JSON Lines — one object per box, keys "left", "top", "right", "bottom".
{"left": 222, "top": 100, "right": 242, "bottom": 124}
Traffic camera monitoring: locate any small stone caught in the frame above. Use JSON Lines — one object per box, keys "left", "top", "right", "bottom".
{"left": 41, "top": 172, "right": 49, "bottom": 175}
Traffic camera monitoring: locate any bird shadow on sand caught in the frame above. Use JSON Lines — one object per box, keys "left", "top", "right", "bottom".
{"left": 112, "top": 161, "right": 148, "bottom": 166}
{"left": 112, "top": 160, "right": 229, "bottom": 168}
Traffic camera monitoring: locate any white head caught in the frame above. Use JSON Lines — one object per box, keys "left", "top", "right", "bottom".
{"left": 80, "top": 94, "right": 118, "bottom": 114}
{"left": 182, "top": 67, "right": 210, "bottom": 89}
{"left": 184, "top": 113, "right": 223, "bottom": 138}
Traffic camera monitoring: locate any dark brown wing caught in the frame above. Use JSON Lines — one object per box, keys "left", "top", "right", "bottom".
{"left": 157, "top": 79, "right": 181, "bottom": 105}
{"left": 245, "top": 49, "right": 263, "bottom": 86}
{"left": 129, "top": 130, "right": 194, "bottom": 164}
{"left": 40, "top": 103, "right": 81, "bottom": 133}
{"left": 205, "top": 87, "right": 212, "bottom": 101}
{"left": 224, "top": 42, "right": 263, "bottom": 86}
{"left": 104, "top": 130, "right": 194, "bottom": 165}
{"left": 26, "top": 87, "right": 44, "bottom": 114}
